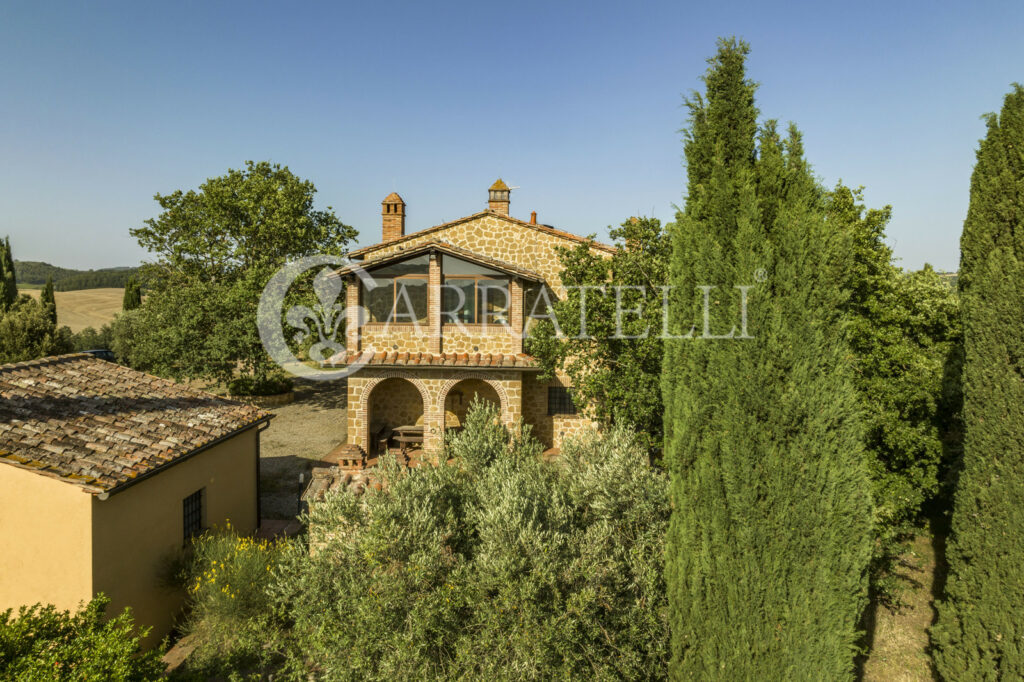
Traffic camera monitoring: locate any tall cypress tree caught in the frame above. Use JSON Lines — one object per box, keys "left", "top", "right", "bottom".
{"left": 664, "top": 39, "right": 873, "bottom": 679}
{"left": 0, "top": 245, "right": 8, "bottom": 313}
{"left": 122, "top": 277, "right": 142, "bottom": 311}
{"left": 40, "top": 276, "right": 57, "bottom": 325}
{"left": 932, "top": 84, "right": 1024, "bottom": 679}
{"left": 2, "top": 236, "right": 17, "bottom": 308}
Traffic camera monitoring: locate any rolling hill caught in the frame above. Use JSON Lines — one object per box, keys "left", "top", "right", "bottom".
{"left": 14, "top": 261, "right": 139, "bottom": 291}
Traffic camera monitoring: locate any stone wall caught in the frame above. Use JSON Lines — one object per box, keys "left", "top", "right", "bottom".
{"left": 347, "top": 368, "right": 522, "bottom": 463}
{"left": 346, "top": 366, "right": 597, "bottom": 459}
{"left": 368, "top": 377, "right": 425, "bottom": 431}
{"left": 444, "top": 378, "right": 499, "bottom": 427}
{"left": 439, "top": 324, "right": 519, "bottom": 354}
{"left": 360, "top": 324, "right": 432, "bottom": 354}
{"left": 521, "top": 372, "right": 596, "bottom": 451}
{"left": 360, "top": 213, "right": 608, "bottom": 299}
{"left": 358, "top": 322, "right": 521, "bottom": 355}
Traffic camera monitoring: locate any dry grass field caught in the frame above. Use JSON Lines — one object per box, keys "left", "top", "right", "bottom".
{"left": 26, "top": 287, "right": 123, "bottom": 333}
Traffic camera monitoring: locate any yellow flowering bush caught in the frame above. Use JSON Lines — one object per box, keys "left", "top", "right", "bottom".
{"left": 181, "top": 527, "right": 288, "bottom": 675}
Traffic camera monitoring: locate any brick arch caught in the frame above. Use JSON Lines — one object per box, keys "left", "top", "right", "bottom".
{"left": 358, "top": 371, "right": 433, "bottom": 453}
{"left": 436, "top": 373, "right": 511, "bottom": 429}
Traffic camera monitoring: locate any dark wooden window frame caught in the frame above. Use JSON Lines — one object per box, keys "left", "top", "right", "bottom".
{"left": 365, "top": 274, "right": 429, "bottom": 324}
{"left": 442, "top": 275, "right": 510, "bottom": 325}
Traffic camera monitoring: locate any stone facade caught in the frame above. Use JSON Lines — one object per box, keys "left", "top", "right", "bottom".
{"left": 359, "top": 323, "right": 521, "bottom": 356}
{"left": 340, "top": 183, "right": 609, "bottom": 460}
{"left": 352, "top": 211, "right": 613, "bottom": 299}
{"left": 521, "top": 372, "right": 597, "bottom": 451}
{"left": 347, "top": 368, "right": 522, "bottom": 462}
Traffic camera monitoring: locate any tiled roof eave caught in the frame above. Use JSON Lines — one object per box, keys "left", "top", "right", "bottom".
{"left": 326, "top": 350, "right": 540, "bottom": 370}
{"left": 0, "top": 354, "right": 274, "bottom": 493}
{"left": 97, "top": 414, "right": 273, "bottom": 497}
{"left": 336, "top": 240, "right": 546, "bottom": 282}
{"left": 347, "top": 211, "right": 617, "bottom": 259}
{"left": 0, "top": 451, "right": 107, "bottom": 494}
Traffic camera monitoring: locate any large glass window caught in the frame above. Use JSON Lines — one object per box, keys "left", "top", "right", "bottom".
{"left": 441, "top": 255, "right": 509, "bottom": 324}
{"left": 363, "top": 255, "right": 429, "bottom": 323}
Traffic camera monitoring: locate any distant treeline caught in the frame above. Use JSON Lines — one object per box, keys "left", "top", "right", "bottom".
{"left": 14, "top": 261, "right": 139, "bottom": 291}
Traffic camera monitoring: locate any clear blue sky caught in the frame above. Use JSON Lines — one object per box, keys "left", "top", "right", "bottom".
{"left": 1, "top": 0, "right": 1021, "bottom": 271}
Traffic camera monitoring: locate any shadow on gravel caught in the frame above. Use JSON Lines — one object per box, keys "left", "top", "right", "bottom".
{"left": 291, "top": 377, "right": 348, "bottom": 411}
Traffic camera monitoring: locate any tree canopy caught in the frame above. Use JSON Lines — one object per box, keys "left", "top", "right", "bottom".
{"left": 179, "top": 404, "right": 670, "bottom": 679}
{"left": 831, "top": 184, "right": 961, "bottom": 598}
{"left": 121, "top": 276, "right": 142, "bottom": 311}
{"left": 125, "top": 160, "right": 356, "bottom": 386}
{"left": 0, "top": 596, "right": 163, "bottom": 680}
{"left": 14, "top": 261, "right": 139, "bottom": 291}
{"left": 0, "top": 238, "right": 17, "bottom": 311}
{"left": 40, "top": 277, "right": 56, "bottom": 325}
{"left": 525, "top": 216, "right": 670, "bottom": 452}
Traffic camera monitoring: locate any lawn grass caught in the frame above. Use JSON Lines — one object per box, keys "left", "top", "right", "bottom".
{"left": 861, "top": 518, "right": 948, "bottom": 681}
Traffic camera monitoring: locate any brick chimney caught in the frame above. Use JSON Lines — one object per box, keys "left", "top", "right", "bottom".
{"left": 488, "top": 179, "right": 510, "bottom": 216}
{"left": 382, "top": 192, "right": 405, "bottom": 242}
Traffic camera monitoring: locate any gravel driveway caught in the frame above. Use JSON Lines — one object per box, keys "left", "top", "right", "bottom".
{"left": 259, "top": 378, "right": 348, "bottom": 519}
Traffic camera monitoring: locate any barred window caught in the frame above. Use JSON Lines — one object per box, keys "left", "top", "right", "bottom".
{"left": 547, "top": 386, "right": 578, "bottom": 416}
{"left": 183, "top": 489, "right": 204, "bottom": 542}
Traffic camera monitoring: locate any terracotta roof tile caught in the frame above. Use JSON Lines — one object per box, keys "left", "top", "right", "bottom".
{"left": 347, "top": 211, "right": 617, "bottom": 259}
{"left": 337, "top": 240, "right": 546, "bottom": 282}
{"left": 0, "top": 354, "right": 271, "bottom": 494}
{"left": 326, "top": 350, "right": 538, "bottom": 370}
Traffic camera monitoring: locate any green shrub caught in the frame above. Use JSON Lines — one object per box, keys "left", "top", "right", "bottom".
{"left": 182, "top": 402, "right": 669, "bottom": 680}
{"left": 0, "top": 295, "right": 73, "bottom": 363}
{"left": 0, "top": 595, "right": 164, "bottom": 681}
{"left": 227, "top": 373, "right": 293, "bottom": 396}
{"left": 833, "top": 184, "right": 963, "bottom": 600}
{"left": 72, "top": 324, "right": 114, "bottom": 352}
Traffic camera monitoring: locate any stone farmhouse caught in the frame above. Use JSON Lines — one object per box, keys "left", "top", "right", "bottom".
{"left": 0, "top": 354, "right": 270, "bottom": 644}
{"left": 330, "top": 180, "right": 612, "bottom": 462}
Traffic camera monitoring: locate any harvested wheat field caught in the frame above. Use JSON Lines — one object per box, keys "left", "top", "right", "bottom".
{"left": 26, "top": 287, "right": 124, "bottom": 333}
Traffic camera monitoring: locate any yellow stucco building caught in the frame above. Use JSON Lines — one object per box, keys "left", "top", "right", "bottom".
{"left": 0, "top": 354, "right": 270, "bottom": 644}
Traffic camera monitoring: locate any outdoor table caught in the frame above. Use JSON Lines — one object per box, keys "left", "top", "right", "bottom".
{"left": 391, "top": 425, "right": 425, "bottom": 459}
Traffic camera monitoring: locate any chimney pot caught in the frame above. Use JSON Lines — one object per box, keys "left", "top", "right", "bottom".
{"left": 381, "top": 192, "right": 406, "bottom": 242}
{"left": 488, "top": 178, "right": 510, "bottom": 216}
{"left": 530, "top": 211, "right": 537, "bottom": 225}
